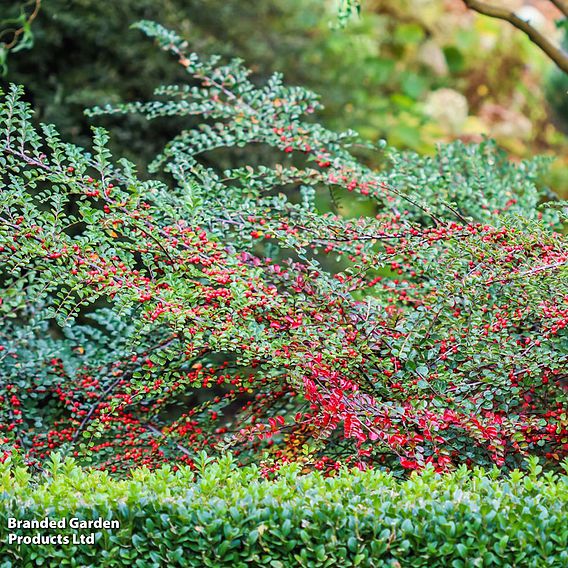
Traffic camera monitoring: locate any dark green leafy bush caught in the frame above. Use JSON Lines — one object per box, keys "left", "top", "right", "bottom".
{"left": 0, "top": 454, "right": 567, "bottom": 567}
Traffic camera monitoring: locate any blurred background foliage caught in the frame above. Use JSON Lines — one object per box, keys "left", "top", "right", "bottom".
{"left": 0, "top": 0, "right": 567, "bottom": 197}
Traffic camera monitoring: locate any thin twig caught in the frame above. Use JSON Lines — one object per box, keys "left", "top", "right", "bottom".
{"left": 463, "top": 0, "right": 568, "bottom": 73}
{"left": 143, "top": 423, "right": 194, "bottom": 458}
{"left": 1, "top": 0, "right": 41, "bottom": 51}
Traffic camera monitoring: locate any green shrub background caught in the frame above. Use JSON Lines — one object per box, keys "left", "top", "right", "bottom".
{"left": 2, "top": 0, "right": 568, "bottom": 195}
{"left": 0, "top": 455, "right": 566, "bottom": 567}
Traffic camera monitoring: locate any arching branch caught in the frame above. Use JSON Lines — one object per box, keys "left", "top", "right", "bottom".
{"left": 462, "top": 0, "right": 568, "bottom": 74}
{"left": 549, "top": 1, "right": 568, "bottom": 17}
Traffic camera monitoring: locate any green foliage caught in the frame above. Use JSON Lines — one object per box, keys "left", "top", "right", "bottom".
{"left": 335, "top": 0, "right": 361, "bottom": 28}
{"left": 1, "top": 20, "right": 567, "bottom": 476}
{"left": 0, "top": 455, "right": 567, "bottom": 566}
{"left": 381, "top": 140, "right": 556, "bottom": 225}
{"left": 4, "top": 0, "right": 567, "bottom": 175}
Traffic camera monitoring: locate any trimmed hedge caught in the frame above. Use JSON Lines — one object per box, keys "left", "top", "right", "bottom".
{"left": 0, "top": 455, "right": 567, "bottom": 567}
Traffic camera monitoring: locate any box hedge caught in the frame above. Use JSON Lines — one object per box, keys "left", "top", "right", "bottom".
{"left": 0, "top": 454, "right": 566, "bottom": 567}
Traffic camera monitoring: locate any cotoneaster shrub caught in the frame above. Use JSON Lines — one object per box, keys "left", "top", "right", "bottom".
{"left": 0, "top": 454, "right": 567, "bottom": 567}
{"left": 0, "top": 21, "right": 566, "bottom": 475}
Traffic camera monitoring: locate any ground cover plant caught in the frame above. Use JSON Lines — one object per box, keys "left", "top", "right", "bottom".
{"left": 0, "top": 21, "right": 566, "bottom": 480}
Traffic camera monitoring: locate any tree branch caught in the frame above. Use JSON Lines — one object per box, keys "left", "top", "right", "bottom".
{"left": 549, "top": 1, "right": 568, "bottom": 18}
{"left": 463, "top": 0, "right": 568, "bottom": 74}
